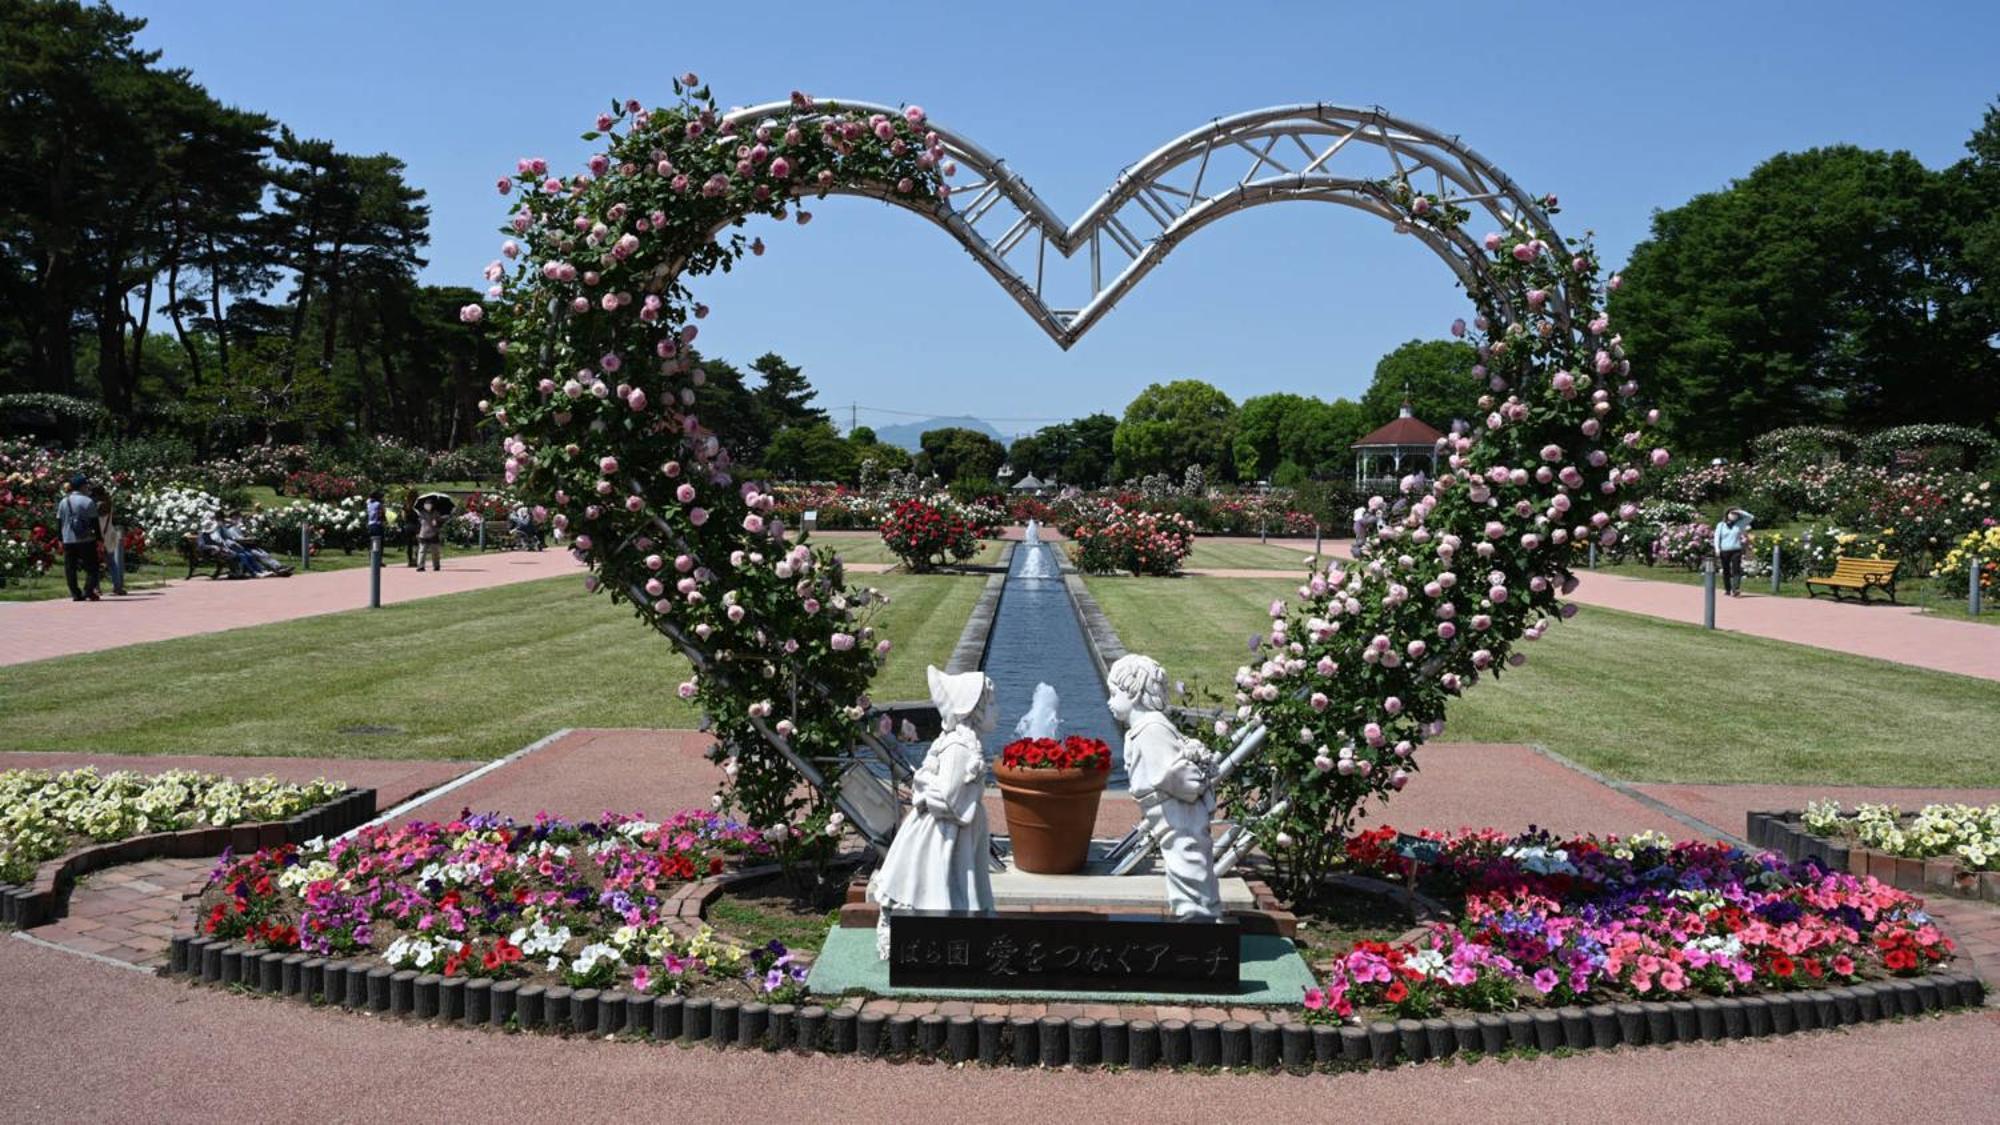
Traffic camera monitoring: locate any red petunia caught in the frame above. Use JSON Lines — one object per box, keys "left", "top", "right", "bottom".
{"left": 1384, "top": 980, "right": 1409, "bottom": 1004}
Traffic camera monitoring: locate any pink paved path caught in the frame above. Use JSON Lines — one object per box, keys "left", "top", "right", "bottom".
{"left": 0, "top": 548, "right": 581, "bottom": 666}
{"left": 1565, "top": 570, "right": 2000, "bottom": 682}
{"left": 1, "top": 934, "right": 1995, "bottom": 1123}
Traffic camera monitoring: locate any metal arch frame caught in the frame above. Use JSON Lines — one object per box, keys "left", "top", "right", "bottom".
{"left": 724, "top": 100, "right": 1568, "bottom": 348}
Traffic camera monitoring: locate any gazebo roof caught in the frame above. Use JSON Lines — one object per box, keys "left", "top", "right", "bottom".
{"left": 1351, "top": 406, "right": 1444, "bottom": 450}
{"left": 1010, "top": 473, "right": 1047, "bottom": 491}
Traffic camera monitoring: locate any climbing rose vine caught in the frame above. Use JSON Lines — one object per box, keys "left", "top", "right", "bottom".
{"left": 477, "top": 79, "right": 949, "bottom": 871}
{"left": 1222, "top": 184, "right": 1669, "bottom": 899}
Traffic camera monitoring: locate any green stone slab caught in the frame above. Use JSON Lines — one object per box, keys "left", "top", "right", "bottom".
{"left": 806, "top": 927, "right": 1316, "bottom": 1006}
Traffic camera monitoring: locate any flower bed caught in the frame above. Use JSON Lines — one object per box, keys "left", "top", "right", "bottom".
{"left": 1300, "top": 826, "right": 1956, "bottom": 1023}
{"left": 0, "top": 769, "right": 368, "bottom": 930}
{"left": 0, "top": 768, "right": 348, "bottom": 885}
{"left": 1756, "top": 803, "right": 2000, "bottom": 903}
{"left": 1063, "top": 503, "right": 1195, "bottom": 576}
{"left": 193, "top": 810, "right": 815, "bottom": 1004}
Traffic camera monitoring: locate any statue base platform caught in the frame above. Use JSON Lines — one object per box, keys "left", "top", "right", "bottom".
{"left": 841, "top": 838, "right": 1297, "bottom": 937}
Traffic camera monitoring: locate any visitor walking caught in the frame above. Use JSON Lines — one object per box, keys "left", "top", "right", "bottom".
{"left": 56, "top": 475, "right": 102, "bottom": 602}
{"left": 90, "top": 483, "right": 126, "bottom": 595}
{"left": 414, "top": 500, "right": 444, "bottom": 572}
{"left": 1713, "top": 507, "right": 1755, "bottom": 597}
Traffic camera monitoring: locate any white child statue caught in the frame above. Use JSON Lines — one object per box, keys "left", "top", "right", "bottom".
{"left": 866, "top": 666, "right": 998, "bottom": 959}
{"left": 1108, "top": 653, "right": 1222, "bottom": 921}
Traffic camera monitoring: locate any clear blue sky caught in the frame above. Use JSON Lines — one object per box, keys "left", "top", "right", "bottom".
{"left": 124, "top": 0, "right": 1998, "bottom": 440}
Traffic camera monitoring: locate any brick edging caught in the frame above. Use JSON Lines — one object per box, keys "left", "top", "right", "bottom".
{"left": 156, "top": 933, "right": 1985, "bottom": 1070}
{"left": 1747, "top": 810, "right": 2000, "bottom": 903}
{"left": 0, "top": 788, "right": 376, "bottom": 930}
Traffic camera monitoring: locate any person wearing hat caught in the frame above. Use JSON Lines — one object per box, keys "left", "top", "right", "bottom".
{"left": 55, "top": 474, "right": 102, "bottom": 601}
{"left": 1713, "top": 506, "right": 1756, "bottom": 597}
{"left": 414, "top": 496, "right": 444, "bottom": 571}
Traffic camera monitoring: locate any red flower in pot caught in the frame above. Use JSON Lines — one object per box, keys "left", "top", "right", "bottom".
{"left": 995, "top": 736, "right": 1112, "bottom": 874}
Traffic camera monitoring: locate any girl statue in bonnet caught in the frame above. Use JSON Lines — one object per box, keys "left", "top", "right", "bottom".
{"left": 866, "top": 665, "right": 997, "bottom": 958}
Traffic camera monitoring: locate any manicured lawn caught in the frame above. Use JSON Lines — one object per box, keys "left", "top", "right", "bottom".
{"left": 0, "top": 571, "right": 983, "bottom": 761}
{"left": 1184, "top": 540, "right": 1329, "bottom": 572}
{"left": 806, "top": 531, "right": 1006, "bottom": 569}
{"left": 1082, "top": 576, "right": 2000, "bottom": 787}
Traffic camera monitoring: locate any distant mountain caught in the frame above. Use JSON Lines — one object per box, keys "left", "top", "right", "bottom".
{"left": 868, "top": 415, "right": 1005, "bottom": 452}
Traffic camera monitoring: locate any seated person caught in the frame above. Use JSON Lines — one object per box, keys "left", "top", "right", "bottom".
{"left": 200, "top": 517, "right": 261, "bottom": 577}
{"left": 508, "top": 505, "right": 544, "bottom": 550}
{"left": 211, "top": 512, "right": 292, "bottom": 577}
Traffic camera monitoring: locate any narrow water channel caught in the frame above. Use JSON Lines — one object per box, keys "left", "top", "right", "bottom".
{"left": 978, "top": 536, "right": 1129, "bottom": 788}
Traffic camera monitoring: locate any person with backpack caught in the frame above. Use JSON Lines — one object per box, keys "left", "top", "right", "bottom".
{"left": 55, "top": 474, "right": 102, "bottom": 602}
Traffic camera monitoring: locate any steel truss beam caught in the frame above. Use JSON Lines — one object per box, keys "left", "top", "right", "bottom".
{"left": 725, "top": 100, "right": 1568, "bottom": 348}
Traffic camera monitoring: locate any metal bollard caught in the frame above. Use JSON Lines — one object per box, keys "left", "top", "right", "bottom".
{"left": 1259, "top": 522, "right": 1267, "bottom": 545}
{"left": 477, "top": 520, "right": 485, "bottom": 551}
{"left": 1314, "top": 524, "right": 1322, "bottom": 559}
{"left": 1770, "top": 542, "right": 1781, "bottom": 596}
{"left": 1588, "top": 541, "right": 1597, "bottom": 570}
{"left": 370, "top": 535, "right": 383, "bottom": 609}
{"left": 111, "top": 531, "right": 125, "bottom": 589}
{"left": 301, "top": 524, "right": 311, "bottom": 571}
{"left": 1703, "top": 558, "right": 1717, "bottom": 630}
{"left": 1973, "top": 557, "right": 1984, "bottom": 617}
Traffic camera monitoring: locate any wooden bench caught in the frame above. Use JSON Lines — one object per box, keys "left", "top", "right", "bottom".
{"left": 180, "top": 533, "right": 243, "bottom": 580}
{"left": 1803, "top": 556, "right": 1900, "bottom": 604}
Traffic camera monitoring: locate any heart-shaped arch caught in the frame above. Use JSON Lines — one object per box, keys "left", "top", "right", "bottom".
{"left": 720, "top": 100, "right": 1566, "bottom": 347}
{"left": 477, "top": 80, "right": 1666, "bottom": 892}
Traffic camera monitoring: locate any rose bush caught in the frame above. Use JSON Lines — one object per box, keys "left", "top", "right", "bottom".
{"left": 878, "top": 496, "right": 979, "bottom": 571}
{"left": 477, "top": 81, "right": 952, "bottom": 875}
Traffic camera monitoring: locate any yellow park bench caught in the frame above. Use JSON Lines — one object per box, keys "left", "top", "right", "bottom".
{"left": 1802, "top": 556, "right": 1900, "bottom": 604}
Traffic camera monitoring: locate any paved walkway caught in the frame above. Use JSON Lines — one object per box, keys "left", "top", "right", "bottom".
{"left": 0, "top": 549, "right": 581, "bottom": 666}
{"left": 3, "top": 932, "right": 1993, "bottom": 1124}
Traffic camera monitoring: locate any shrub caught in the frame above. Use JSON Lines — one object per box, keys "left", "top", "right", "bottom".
{"left": 1066, "top": 503, "right": 1195, "bottom": 576}
{"left": 879, "top": 498, "right": 979, "bottom": 571}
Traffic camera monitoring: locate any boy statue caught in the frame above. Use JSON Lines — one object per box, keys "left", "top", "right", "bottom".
{"left": 1107, "top": 653, "right": 1222, "bottom": 921}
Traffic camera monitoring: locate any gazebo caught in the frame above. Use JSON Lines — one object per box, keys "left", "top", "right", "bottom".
{"left": 1351, "top": 404, "right": 1443, "bottom": 489}
{"left": 1009, "top": 473, "right": 1051, "bottom": 496}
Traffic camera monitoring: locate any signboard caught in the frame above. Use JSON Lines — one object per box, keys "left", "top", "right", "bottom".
{"left": 887, "top": 911, "right": 1240, "bottom": 993}
{"left": 1391, "top": 832, "right": 1442, "bottom": 865}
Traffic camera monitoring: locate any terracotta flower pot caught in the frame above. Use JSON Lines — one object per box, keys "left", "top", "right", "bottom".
{"left": 995, "top": 763, "right": 1109, "bottom": 874}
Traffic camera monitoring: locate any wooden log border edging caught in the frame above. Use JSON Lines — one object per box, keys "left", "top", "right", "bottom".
{"left": 1747, "top": 810, "right": 2000, "bottom": 905}
{"left": 152, "top": 853, "right": 1986, "bottom": 1070}
{"left": 0, "top": 787, "right": 376, "bottom": 930}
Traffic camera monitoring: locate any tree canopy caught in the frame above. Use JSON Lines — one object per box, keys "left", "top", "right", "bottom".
{"left": 1612, "top": 113, "right": 2000, "bottom": 455}
{"left": 1112, "top": 379, "right": 1238, "bottom": 481}
{"left": 915, "top": 426, "right": 1007, "bottom": 485}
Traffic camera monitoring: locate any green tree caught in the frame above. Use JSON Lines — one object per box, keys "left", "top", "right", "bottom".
{"left": 1233, "top": 392, "right": 1313, "bottom": 481}
{"left": 916, "top": 426, "right": 1006, "bottom": 485}
{"left": 1112, "top": 380, "right": 1237, "bottom": 481}
{"left": 748, "top": 352, "right": 827, "bottom": 431}
{"left": 1360, "top": 340, "right": 1482, "bottom": 435}
{"left": 1613, "top": 143, "right": 1987, "bottom": 454}
{"left": 764, "top": 422, "right": 857, "bottom": 482}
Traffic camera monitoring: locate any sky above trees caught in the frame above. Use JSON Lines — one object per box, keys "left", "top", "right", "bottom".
{"left": 106, "top": 0, "right": 2000, "bottom": 434}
